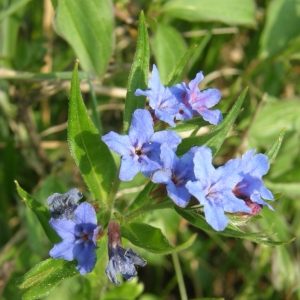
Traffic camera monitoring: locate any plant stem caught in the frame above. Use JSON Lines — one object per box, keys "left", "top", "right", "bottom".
{"left": 172, "top": 252, "right": 187, "bottom": 300}
{"left": 106, "top": 173, "right": 121, "bottom": 211}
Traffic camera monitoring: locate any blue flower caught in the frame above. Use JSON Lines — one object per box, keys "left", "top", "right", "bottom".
{"left": 229, "top": 150, "right": 274, "bottom": 210}
{"left": 46, "top": 188, "right": 83, "bottom": 219}
{"left": 174, "top": 72, "right": 223, "bottom": 125}
{"left": 49, "top": 202, "right": 101, "bottom": 275}
{"left": 151, "top": 143, "right": 197, "bottom": 207}
{"left": 102, "top": 109, "right": 181, "bottom": 181}
{"left": 134, "top": 65, "right": 180, "bottom": 127}
{"left": 186, "top": 146, "right": 251, "bottom": 231}
{"left": 105, "top": 221, "right": 146, "bottom": 285}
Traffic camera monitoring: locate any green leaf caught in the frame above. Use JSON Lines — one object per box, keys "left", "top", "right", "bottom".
{"left": 175, "top": 207, "right": 294, "bottom": 246}
{"left": 163, "top": 0, "right": 256, "bottom": 28}
{"left": 265, "top": 128, "right": 285, "bottom": 164}
{"left": 121, "top": 222, "right": 197, "bottom": 254}
{"left": 177, "top": 88, "right": 248, "bottom": 156}
{"left": 123, "top": 11, "right": 150, "bottom": 132}
{"left": 53, "top": 0, "right": 114, "bottom": 78}
{"left": 166, "top": 45, "right": 197, "bottom": 86}
{"left": 249, "top": 98, "right": 300, "bottom": 145}
{"left": 14, "top": 181, "right": 59, "bottom": 244}
{"left": 127, "top": 181, "right": 155, "bottom": 213}
{"left": 103, "top": 278, "right": 144, "bottom": 300}
{"left": 259, "top": 0, "right": 300, "bottom": 58}
{"left": 151, "top": 23, "right": 188, "bottom": 84}
{"left": 16, "top": 258, "right": 78, "bottom": 300}
{"left": 173, "top": 116, "right": 210, "bottom": 133}
{"left": 68, "top": 63, "right": 117, "bottom": 205}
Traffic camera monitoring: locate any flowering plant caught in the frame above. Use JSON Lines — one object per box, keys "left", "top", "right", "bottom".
{"left": 14, "top": 10, "right": 294, "bottom": 300}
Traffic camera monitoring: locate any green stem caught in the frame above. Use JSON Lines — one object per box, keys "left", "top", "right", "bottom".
{"left": 106, "top": 174, "right": 121, "bottom": 211}
{"left": 124, "top": 199, "right": 174, "bottom": 223}
{"left": 172, "top": 252, "right": 187, "bottom": 300}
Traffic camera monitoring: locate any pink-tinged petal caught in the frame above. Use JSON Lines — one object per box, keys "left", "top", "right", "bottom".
{"left": 73, "top": 202, "right": 97, "bottom": 225}
{"left": 251, "top": 193, "right": 275, "bottom": 210}
{"left": 49, "top": 240, "right": 75, "bottom": 261}
{"left": 191, "top": 88, "right": 221, "bottom": 108}
{"left": 129, "top": 109, "right": 154, "bottom": 147}
{"left": 188, "top": 72, "right": 204, "bottom": 99}
{"left": 102, "top": 132, "right": 133, "bottom": 156}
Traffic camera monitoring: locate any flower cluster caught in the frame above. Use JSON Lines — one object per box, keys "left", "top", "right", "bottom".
{"left": 102, "top": 66, "right": 274, "bottom": 232}
{"left": 47, "top": 191, "right": 146, "bottom": 281}
{"left": 48, "top": 200, "right": 101, "bottom": 275}
{"left": 47, "top": 65, "right": 274, "bottom": 285}
{"left": 134, "top": 64, "right": 222, "bottom": 127}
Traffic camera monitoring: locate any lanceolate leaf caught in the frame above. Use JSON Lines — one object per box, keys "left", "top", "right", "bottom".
{"left": 14, "top": 181, "right": 59, "bottom": 244}
{"left": 175, "top": 207, "right": 294, "bottom": 246}
{"left": 163, "top": 0, "right": 256, "bottom": 28}
{"left": 16, "top": 259, "right": 78, "bottom": 300}
{"left": 121, "top": 222, "right": 197, "bottom": 254}
{"left": 166, "top": 45, "right": 197, "bottom": 86}
{"left": 177, "top": 88, "right": 248, "bottom": 156}
{"left": 53, "top": 0, "right": 114, "bottom": 78}
{"left": 68, "top": 63, "right": 117, "bottom": 205}
{"left": 259, "top": 0, "right": 300, "bottom": 58}
{"left": 151, "top": 23, "right": 187, "bottom": 84}
{"left": 265, "top": 128, "right": 285, "bottom": 164}
{"left": 123, "top": 11, "right": 150, "bottom": 133}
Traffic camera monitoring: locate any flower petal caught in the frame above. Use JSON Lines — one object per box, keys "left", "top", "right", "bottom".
{"left": 188, "top": 71, "right": 204, "bottom": 99}
{"left": 73, "top": 241, "right": 97, "bottom": 275}
{"left": 49, "top": 219, "right": 76, "bottom": 240}
{"left": 193, "top": 147, "right": 215, "bottom": 188}
{"left": 129, "top": 109, "right": 154, "bottom": 147}
{"left": 49, "top": 240, "right": 75, "bottom": 261}
{"left": 119, "top": 155, "right": 141, "bottom": 181}
{"left": 73, "top": 202, "right": 97, "bottom": 225}
{"left": 195, "top": 108, "right": 223, "bottom": 125}
{"left": 203, "top": 201, "right": 229, "bottom": 231}
{"left": 151, "top": 130, "right": 181, "bottom": 150}
{"left": 191, "top": 88, "right": 221, "bottom": 108}
{"left": 167, "top": 183, "right": 191, "bottom": 207}
{"left": 102, "top": 132, "right": 133, "bottom": 156}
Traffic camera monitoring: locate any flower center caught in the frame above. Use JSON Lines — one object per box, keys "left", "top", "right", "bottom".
{"left": 135, "top": 149, "right": 142, "bottom": 156}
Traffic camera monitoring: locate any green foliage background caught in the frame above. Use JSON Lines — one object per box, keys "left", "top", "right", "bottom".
{"left": 0, "top": 0, "right": 300, "bottom": 299}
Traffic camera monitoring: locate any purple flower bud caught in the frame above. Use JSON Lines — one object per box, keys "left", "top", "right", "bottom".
{"left": 244, "top": 198, "right": 263, "bottom": 216}
{"left": 105, "top": 220, "right": 146, "bottom": 285}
